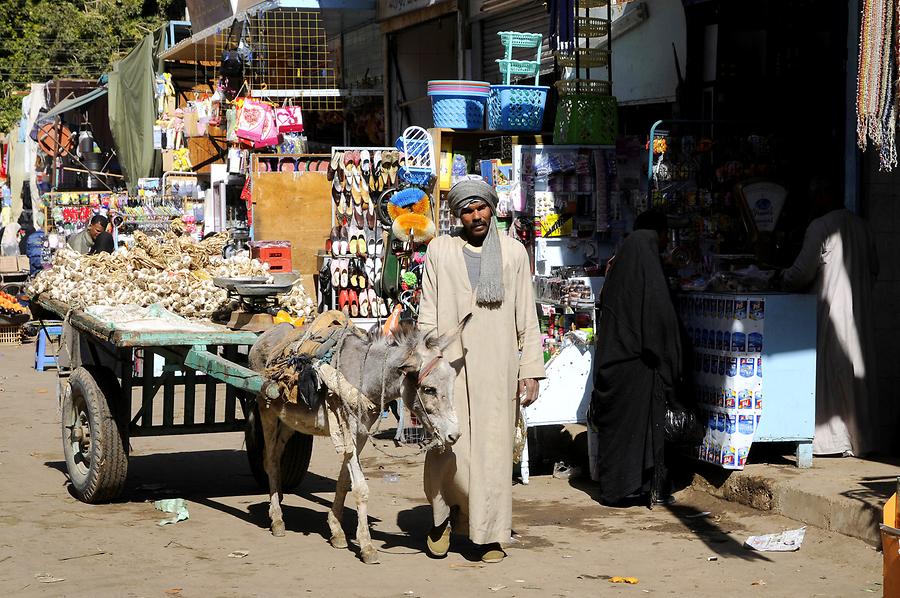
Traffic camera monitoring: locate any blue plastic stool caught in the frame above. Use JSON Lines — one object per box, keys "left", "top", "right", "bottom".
{"left": 35, "top": 324, "right": 63, "bottom": 371}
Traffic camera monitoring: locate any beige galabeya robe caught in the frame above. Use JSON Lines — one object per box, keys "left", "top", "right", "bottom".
{"left": 783, "top": 208, "right": 879, "bottom": 455}
{"left": 418, "top": 234, "right": 545, "bottom": 545}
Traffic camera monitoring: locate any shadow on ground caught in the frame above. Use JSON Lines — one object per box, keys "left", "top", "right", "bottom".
{"left": 44, "top": 447, "right": 435, "bottom": 559}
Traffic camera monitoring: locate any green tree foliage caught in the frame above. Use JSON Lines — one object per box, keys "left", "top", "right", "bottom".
{"left": 0, "top": 0, "right": 185, "bottom": 132}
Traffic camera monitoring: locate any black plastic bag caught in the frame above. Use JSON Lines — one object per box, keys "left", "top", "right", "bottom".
{"left": 664, "top": 399, "right": 704, "bottom": 444}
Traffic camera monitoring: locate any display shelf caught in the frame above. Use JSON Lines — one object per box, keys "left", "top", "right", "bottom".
{"left": 536, "top": 299, "right": 595, "bottom": 313}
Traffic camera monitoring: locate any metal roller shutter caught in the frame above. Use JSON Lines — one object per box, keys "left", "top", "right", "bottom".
{"left": 481, "top": 2, "right": 553, "bottom": 84}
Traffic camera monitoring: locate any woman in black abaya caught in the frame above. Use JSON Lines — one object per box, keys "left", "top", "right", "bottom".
{"left": 590, "top": 211, "right": 682, "bottom": 506}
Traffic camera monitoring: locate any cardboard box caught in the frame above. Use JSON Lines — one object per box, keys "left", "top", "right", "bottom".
{"left": 0, "top": 256, "right": 19, "bottom": 273}
{"left": 17, "top": 256, "right": 29, "bottom": 271}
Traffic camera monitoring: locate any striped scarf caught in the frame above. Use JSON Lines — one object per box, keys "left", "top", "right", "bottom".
{"left": 857, "top": 0, "right": 898, "bottom": 170}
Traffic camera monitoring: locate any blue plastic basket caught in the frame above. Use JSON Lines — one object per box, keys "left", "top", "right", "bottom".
{"left": 488, "top": 85, "right": 549, "bottom": 132}
{"left": 428, "top": 90, "right": 488, "bottom": 130}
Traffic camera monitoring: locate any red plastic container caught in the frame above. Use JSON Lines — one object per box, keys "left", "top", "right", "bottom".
{"left": 250, "top": 240, "right": 292, "bottom": 272}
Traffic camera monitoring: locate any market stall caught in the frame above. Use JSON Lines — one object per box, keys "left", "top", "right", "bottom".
{"left": 647, "top": 122, "right": 818, "bottom": 468}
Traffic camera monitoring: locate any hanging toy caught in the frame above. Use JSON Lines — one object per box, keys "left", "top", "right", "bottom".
{"left": 388, "top": 187, "right": 435, "bottom": 243}
{"left": 401, "top": 271, "right": 418, "bottom": 290}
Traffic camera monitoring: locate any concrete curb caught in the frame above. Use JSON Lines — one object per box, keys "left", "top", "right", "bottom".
{"left": 691, "top": 470, "right": 883, "bottom": 546}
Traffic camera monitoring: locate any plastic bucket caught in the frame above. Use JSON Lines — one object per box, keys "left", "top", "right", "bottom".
{"left": 488, "top": 85, "right": 549, "bottom": 132}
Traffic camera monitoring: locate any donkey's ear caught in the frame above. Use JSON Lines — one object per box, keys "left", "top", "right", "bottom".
{"left": 425, "top": 313, "right": 472, "bottom": 352}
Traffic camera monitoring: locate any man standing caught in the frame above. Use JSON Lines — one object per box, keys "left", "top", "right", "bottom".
{"left": 67, "top": 214, "right": 114, "bottom": 255}
{"left": 781, "top": 178, "right": 879, "bottom": 456}
{"left": 418, "top": 177, "right": 545, "bottom": 563}
{"left": 590, "top": 210, "right": 682, "bottom": 506}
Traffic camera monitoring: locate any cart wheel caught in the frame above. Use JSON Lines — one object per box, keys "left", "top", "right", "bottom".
{"left": 61, "top": 366, "right": 128, "bottom": 503}
{"left": 245, "top": 403, "right": 313, "bottom": 491}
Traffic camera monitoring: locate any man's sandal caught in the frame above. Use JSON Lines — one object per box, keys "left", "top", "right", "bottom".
{"left": 480, "top": 543, "right": 506, "bottom": 563}
{"left": 425, "top": 519, "right": 451, "bottom": 558}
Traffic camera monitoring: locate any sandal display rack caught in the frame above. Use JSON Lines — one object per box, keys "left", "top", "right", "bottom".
{"left": 324, "top": 146, "right": 398, "bottom": 322}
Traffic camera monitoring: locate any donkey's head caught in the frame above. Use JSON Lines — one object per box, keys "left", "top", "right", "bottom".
{"left": 391, "top": 315, "right": 471, "bottom": 448}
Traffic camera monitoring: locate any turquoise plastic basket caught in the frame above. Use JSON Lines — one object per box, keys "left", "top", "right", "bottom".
{"left": 488, "top": 85, "right": 549, "bottom": 132}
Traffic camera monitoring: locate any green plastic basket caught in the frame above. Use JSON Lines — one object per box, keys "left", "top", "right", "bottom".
{"left": 498, "top": 59, "right": 541, "bottom": 80}
{"left": 498, "top": 31, "right": 543, "bottom": 49}
{"left": 554, "top": 94, "right": 618, "bottom": 145}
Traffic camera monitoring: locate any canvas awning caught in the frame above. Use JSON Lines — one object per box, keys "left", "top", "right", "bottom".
{"left": 39, "top": 87, "right": 108, "bottom": 122}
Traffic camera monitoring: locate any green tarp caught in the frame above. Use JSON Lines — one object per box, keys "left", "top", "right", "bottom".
{"left": 41, "top": 87, "right": 108, "bottom": 122}
{"left": 108, "top": 30, "right": 164, "bottom": 194}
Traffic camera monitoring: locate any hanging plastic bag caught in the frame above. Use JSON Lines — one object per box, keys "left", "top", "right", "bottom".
{"left": 664, "top": 397, "right": 703, "bottom": 444}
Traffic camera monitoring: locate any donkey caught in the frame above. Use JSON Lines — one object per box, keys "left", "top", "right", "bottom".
{"left": 247, "top": 317, "right": 467, "bottom": 564}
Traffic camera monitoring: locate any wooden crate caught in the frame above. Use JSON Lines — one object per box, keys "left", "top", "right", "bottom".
{"left": 0, "top": 324, "right": 22, "bottom": 346}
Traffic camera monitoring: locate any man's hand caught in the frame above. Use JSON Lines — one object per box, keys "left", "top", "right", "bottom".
{"left": 518, "top": 378, "right": 540, "bottom": 407}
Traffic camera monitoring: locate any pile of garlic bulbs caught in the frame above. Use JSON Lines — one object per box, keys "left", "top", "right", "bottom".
{"left": 277, "top": 278, "right": 317, "bottom": 319}
{"left": 27, "top": 232, "right": 272, "bottom": 319}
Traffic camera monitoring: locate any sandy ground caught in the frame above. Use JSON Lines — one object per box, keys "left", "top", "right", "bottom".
{"left": 0, "top": 341, "right": 884, "bottom": 598}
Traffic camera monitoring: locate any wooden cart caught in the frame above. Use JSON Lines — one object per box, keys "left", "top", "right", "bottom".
{"left": 33, "top": 296, "right": 312, "bottom": 503}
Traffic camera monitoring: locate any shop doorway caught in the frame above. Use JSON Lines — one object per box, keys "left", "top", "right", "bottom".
{"left": 387, "top": 13, "right": 459, "bottom": 140}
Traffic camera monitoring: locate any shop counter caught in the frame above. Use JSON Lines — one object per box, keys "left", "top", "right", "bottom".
{"left": 677, "top": 291, "right": 817, "bottom": 468}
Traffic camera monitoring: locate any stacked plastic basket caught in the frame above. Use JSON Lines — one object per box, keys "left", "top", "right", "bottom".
{"left": 489, "top": 31, "right": 549, "bottom": 132}
{"left": 428, "top": 80, "right": 491, "bottom": 130}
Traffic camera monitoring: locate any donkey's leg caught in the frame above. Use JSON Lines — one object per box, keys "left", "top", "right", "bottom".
{"left": 347, "top": 446, "right": 378, "bottom": 564}
{"left": 261, "top": 406, "right": 290, "bottom": 537}
{"left": 327, "top": 454, "right": 352, "bottom": 549}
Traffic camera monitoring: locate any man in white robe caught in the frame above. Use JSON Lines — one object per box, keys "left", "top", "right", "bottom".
{"left": 782, "top": 179, "right": 879, "bottom": 455}
{"left": 418, "top": 177, "right": 545, "bottom": 563}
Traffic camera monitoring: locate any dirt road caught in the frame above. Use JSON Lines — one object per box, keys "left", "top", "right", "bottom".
{"left": 0, "top": 343, "right": 883, "bottom": 597}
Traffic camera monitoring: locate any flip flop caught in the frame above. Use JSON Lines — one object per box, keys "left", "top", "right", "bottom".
{"left": 389, "top": 152, "right": 399, "bottom": 186}
{"left": 350, "top": 177, "right": 362, "bottom": 205}
{"left": 328, "top": 152, "right": 341, "bottom": 180}
{"left": 354, "top": 201, "right": 365, "bottom": 228}
{"left": 349, "top": 290, "right": 359, "bottom": 317}
{"left": 374, "top": 256, "right": 382, "bottom": 285}
{"left": 340, "top": 226, "right": 349, "bottom": 256}
{"left": 359, "top": 289, "right": 370, "bottom": 317}
{"left": 381, "top": 151, "right": 391, "bottom": 186}
{"left": 348, "top": 260, "right": 358, "bottom": 289}
{"left": 361, "top": 176, "right": 371, "bottom": 204}
{"left": 328, "top": 226, "right": 340, "bottom": 256}
{"left": 340, "top": 259, "right": 349, "bottom": 289}
{"left": 330, "top": 257, "right": 341, "bottom": 287}
{"left": 361, "top": 149, "right": 371, "bottom": 176}
{"left": 366, "top": 201, "right": 377, "bottom": 229}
